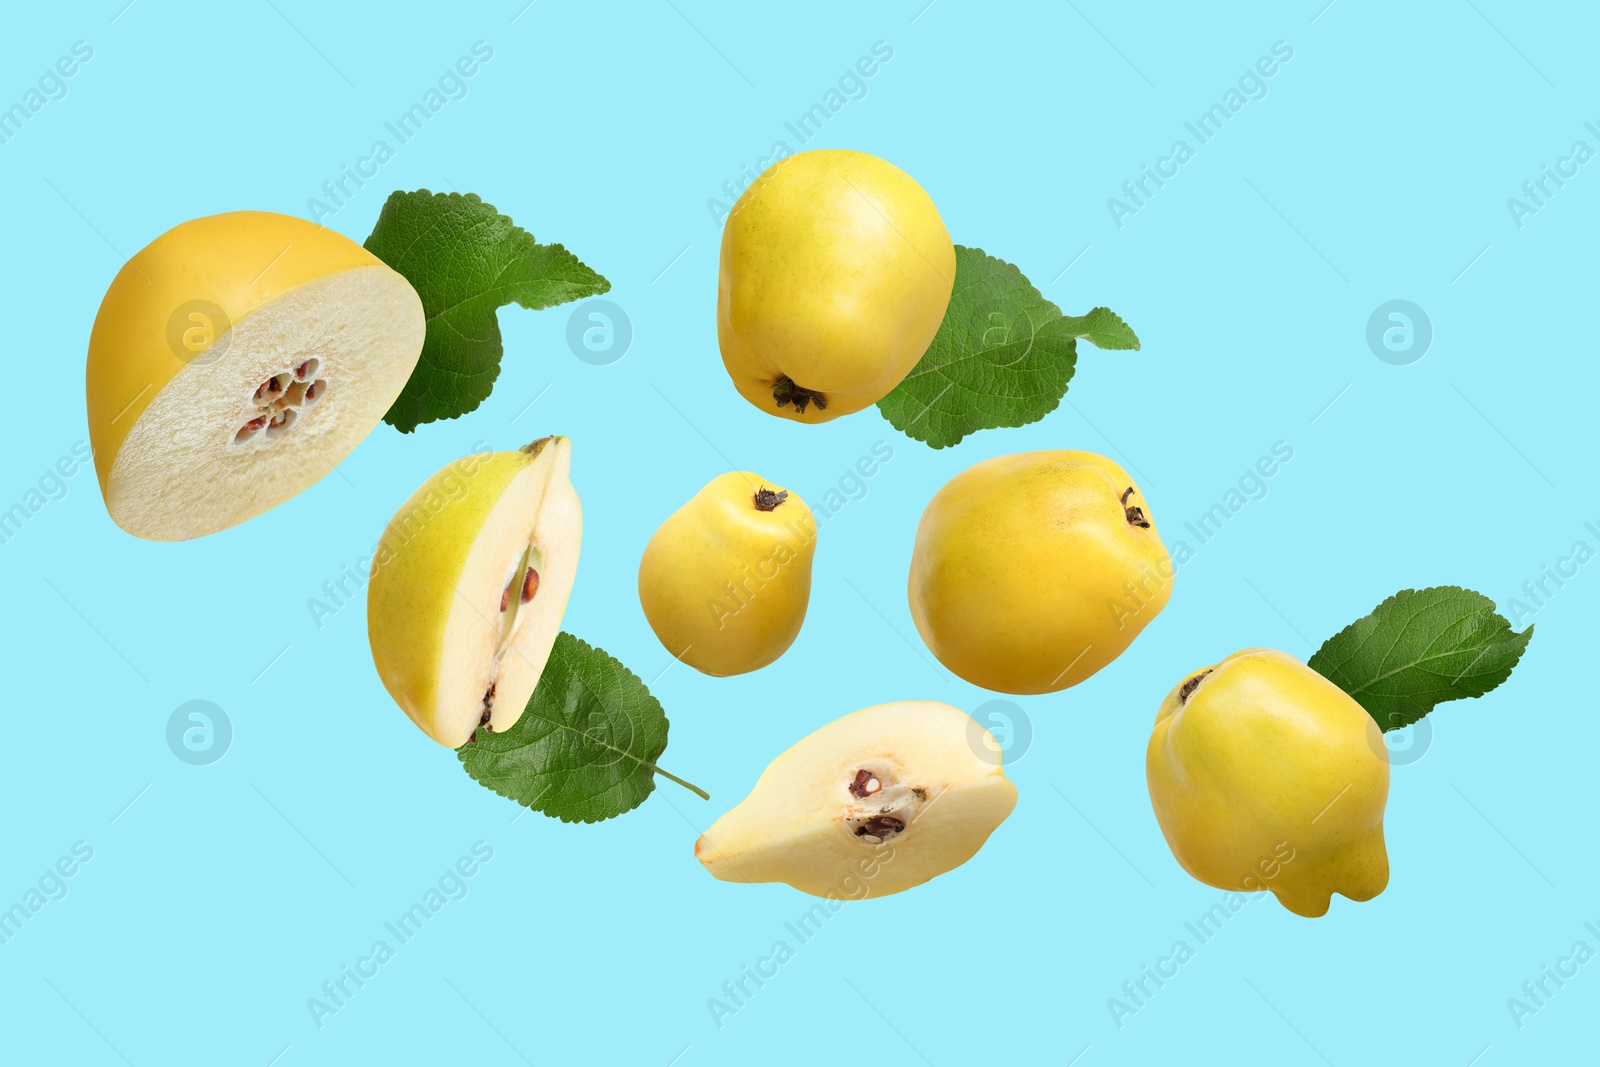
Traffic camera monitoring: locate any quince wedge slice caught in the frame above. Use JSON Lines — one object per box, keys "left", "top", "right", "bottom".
{"left": 696, "top": 701, "right": 1016, "bottom": 898}
{"left": 367, "top": 437, "right": 581, "bottom": 748}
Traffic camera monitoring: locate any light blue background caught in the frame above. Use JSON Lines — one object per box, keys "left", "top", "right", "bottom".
{"left": 1, "top": 2, "right": 1594, "bottom": 1064}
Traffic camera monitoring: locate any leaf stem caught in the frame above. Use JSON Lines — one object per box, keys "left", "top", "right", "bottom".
{"left": 655, "top": 765, "right": 709, "bottom": 800}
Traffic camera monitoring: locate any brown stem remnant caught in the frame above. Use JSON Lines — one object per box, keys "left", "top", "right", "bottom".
{"left": 519, "top": 436, "right": 554, "bottom": 457}
{"left": 753, "top": 486, "right": 789, "bottom": 512}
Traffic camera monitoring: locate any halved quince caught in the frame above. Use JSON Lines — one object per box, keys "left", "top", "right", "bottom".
{"left": 86, "top": 211, "right": 424, "bottom": 540}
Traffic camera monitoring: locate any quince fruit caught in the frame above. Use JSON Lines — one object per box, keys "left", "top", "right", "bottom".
{"left": 908, "top": 450, "right": 1170, "bottom": 693}
{"left": 695, "top": 701, "right": 1016, "bottom": 898}
{"left": 718, "top": 149, "right": 955, "bottom": 422}
{"left": 367, "top": 437, "right": 581, "bottom": 748}
{"left": 86, "top": 211, "right": 424, "bottom": 540}
{"left": 1145, "top": 648, "right": 1390, "bottom": 917}
{"left": 638, "top": 473, "right": 816, "bottom": 677}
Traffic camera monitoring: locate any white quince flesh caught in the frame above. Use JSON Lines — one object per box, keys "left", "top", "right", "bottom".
{"left": 696, "top": 701, "right": 1016, "bottom": 898}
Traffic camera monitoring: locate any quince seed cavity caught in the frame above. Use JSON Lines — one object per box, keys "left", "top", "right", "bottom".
{"left": 854, "top": 815, "right": 906, "bottom": 843}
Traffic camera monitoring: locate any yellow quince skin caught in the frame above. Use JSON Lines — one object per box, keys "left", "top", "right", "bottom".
{"left": 1146, "top": 648, "right": 1390, "bottom": 917}
{"left": 908, "top": 449, "right": 1171, "bottom": 694}
{"left": 638, "top": 473, "right": 816, "bottom": 677}
{"left": 718, "top": 149, "right": 955, "bottom": 422}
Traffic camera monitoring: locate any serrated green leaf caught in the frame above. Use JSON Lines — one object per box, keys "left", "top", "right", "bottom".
{"left": 364, "top": 190, "right": 610, "bottom": 433}
{"left": 1307, "top": 586, "right": 1533, "bottom": 732}
{"left": 1058, "top": 306, "right": 1141, "bottom": 351}
{"left": 456, "top": 633, "right": 704, "bottom": 823}
{"left": 876, "top": 246, "right": 1138, "bottom": 449}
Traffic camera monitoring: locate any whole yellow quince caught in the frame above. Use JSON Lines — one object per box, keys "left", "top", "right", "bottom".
{"left": 718, "top": 149, "right": 956, "bottom": 422}
{"left": 1146, "top": 648, "right": 1390, "bottom": 917}
{"left": 638, "top": 473, "right": 816, "bottom": 676}
{"left": 908, "top": 450, "right": 1171, "bottom": 694}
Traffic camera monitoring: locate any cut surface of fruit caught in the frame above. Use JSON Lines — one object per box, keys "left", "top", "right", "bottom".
{"left": 86, "top": 211, "right": 424, "bottom": 541}
{"left": 367, "top": 437, "right": 582, "bottom": 748}
{"left": 695, "top": 701, "right": 1016, "bottom": 898}
{"left": 637, "top": 472, "right": 816, "bottom": 677}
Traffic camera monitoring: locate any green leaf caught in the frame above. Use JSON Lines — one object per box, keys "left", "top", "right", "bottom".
{"left": 1307, "top": 586, "right": 1534, "bottom": 732}
{"left": 876, "top": 245, "right": 1138, "bottom": 449}
{"left": 456, "top": 633, "right": 706, "bottom": 823}
{"left": 364, "top": 190, "right": 610, "bottom": 433}
{"left": 1057, "top": 306, "right": 1141, "bottom": 350}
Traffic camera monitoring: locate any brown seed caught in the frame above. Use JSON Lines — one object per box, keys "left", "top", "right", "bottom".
{"left": 854, "top": 815, "right": 905, "bottom": 839}
{"left": 500, "top": 585, "right": 509, "bottom": 612}
{"left": 520, "top": 566, "right": 539, "bottom": 603}
{"left": 849, "top": 769, "right": 881, "bottom": 797}
{"left": 295, "top": 361, "right": 311, "bottom": 379}
{"left": 304, "top": 382, "right": 317, "bottom": 401}
{"left": 242, "top": 417, "right": 267, "bottom": 433}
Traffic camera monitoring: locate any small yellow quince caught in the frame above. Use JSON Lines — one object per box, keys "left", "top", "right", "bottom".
{"left": 1145, "top": 648, "right": 1390, "bottom": 917}
{"left": 638, "top": 473, "right": 816, "bottom": 676}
